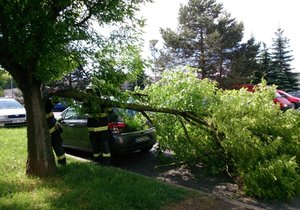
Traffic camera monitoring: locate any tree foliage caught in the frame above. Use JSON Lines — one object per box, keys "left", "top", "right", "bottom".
{"left": 251, "top": 28, "right": 298, "bottom": 91}
{"left": 226, "top": 36, "right": 261, "bottom": 88}
{"left": 0, "top": 0, "right": 150, "bottom": 177}
{"left": 159, "top": 0, "right": 244, "bottom": 84}
{"left": 137, "top": 69, "right": 300, "bottom": 199}
{"left": 0, "top": 69, "right": 12, "bottom": 95}
{"left": 158, "top": 0, "right": 299, "bottom": 91}
{"left": 268, "top": 28, "right": 298, "bottom": 91}
{"left": 252, "top": 43, "right": 272, "bottom": 84}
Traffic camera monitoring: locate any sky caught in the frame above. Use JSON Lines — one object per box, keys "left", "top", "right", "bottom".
{"left": 139, "top": 0, "right": 300, "bottom": 72}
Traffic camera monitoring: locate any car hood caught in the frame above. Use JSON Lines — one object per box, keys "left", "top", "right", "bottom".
{"left": 273, "top": 97, "right": 292, "bottom": 109}
{"left": 274, "top": 97, "right": 291, "bottom": 103}
{"left": 0, "top": 108, "right": 26, "bottom": 115}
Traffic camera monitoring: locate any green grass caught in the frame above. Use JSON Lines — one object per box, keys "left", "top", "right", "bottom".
{"left": 0, "top": 127, "right": 195, "bottom": 210}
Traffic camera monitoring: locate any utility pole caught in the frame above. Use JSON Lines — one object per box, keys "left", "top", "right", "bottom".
{"left": 149, "top": 39, "right": 158, "bottom": 82}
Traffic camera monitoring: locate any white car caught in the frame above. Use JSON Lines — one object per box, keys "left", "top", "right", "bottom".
{"left": 0, "top": 98, "right": 26, "bottom": 127}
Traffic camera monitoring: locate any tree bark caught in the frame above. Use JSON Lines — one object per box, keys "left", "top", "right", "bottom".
{"left": 21, "top": 82, "right": 57, "bottom": 177}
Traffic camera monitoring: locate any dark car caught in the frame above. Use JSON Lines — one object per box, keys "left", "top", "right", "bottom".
{"left": 277, "top": 90, "right": 300, "bottom": 109}
{"left": 58, "top": 107, "right": 157, "bottom": 155}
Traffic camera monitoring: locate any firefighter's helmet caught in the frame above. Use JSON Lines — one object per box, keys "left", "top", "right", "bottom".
{"left": 85, "top": 83, "right": 100, "bottom": 96}
{"left": 86, "top": 83, "right": 96, "bottom": 91}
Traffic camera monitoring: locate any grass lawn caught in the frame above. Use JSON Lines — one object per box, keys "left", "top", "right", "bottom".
{"left": 0, "top": 127, "right": 196, "bottom": 210}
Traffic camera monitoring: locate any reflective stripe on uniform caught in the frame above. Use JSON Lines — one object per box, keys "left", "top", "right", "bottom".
{"left": 103, "top": 153, "right": 111, "bottom": 157}
{"left": 49, "top": 125, "right": 56, "bottom": 134}
{"left": 57, "top": 154, "right": 66, "bottom": 160}
{"left": 93, "top": 153, "right": 102, "bottom": 158}
{"left": 46, "top": 112, "right": 54, "bottom": 118}
{"left": 49, "top": 122, "right": 59, "bottom": 134}
{"left": 87, "top": 126, "right": 108, "bottom": 132}
{"left": 97, "top": 113, "right": 108, "bottom": 117}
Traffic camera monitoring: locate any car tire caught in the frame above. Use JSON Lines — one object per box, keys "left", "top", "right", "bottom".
{"left": 293, "top": 103, "right": 298, "bottom": 109}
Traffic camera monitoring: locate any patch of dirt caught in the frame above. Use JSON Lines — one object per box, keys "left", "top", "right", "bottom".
{"left": 154, "top": 163, "right": 264, "bottom": 210}
{"left": 166, "top": 196, "right": 253, "bottom": 210}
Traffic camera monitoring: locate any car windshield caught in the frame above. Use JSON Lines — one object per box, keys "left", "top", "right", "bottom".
{"left": 275, "top": 92, "right": 283, "bottom": 98}
{"left": 281, "top": 91, "right": 292, "bottom": 97}
{"left": 0, "top": 100, "right": 24, "bottom": 109}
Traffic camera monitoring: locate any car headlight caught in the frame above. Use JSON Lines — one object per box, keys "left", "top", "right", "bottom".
{"left": 0, "top": 115, "right": 7, "bottom": 122}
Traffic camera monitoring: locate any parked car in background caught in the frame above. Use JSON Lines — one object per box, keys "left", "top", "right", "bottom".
{"left": 273, "top": 92, "right": 294, "bottom": 111}
{"left": 58, "top": 107, "right": 157, "bottom": 155}
{"left": 277, "top": 90, "right": 300, "bottom": 109}
{"left": 0, "top": 98, "right": 26, "bottom": 127}
{"left": 287, "top": 90, "right": 300, "bottom": 98}
{"left": 232, "top": 84, "right": 293, "bottom": 111}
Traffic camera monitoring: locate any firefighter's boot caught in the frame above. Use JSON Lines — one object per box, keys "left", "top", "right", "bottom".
{"left": 58, "top": 157, "right": 67, "bottom": 165}
{"left": 102, "top": 153, "right": 111, "bottom": 166}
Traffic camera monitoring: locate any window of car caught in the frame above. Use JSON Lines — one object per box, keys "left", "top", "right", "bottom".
{"left": 61, "top": 108, "right": 87, "bottom": 120}
{"left": 63, "top": 109, "right": 77, "bottom": 119}
{"left": 275, "top": 92, "right": 283, "bottom": 98}
{"left": 0, "top": 99, "right": 24, "bottom": 109}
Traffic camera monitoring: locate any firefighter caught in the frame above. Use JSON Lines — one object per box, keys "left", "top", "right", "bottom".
{"left": 84, "top": 84, "right": 112, "bottom": 165}
{"left": 45, "top": 97, "right": 67, "bottom": 165}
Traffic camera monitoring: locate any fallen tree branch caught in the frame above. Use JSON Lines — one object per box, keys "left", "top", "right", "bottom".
{"left": 52, "top": 89, "right": 210, "bottom": 127}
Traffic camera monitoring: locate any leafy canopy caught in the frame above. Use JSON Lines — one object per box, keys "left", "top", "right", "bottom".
{"left": 0, "top": 0, "right": 150, "bottom": 83}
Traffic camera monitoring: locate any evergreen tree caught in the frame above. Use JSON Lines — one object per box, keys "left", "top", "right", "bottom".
{"left": 225, "top": 36, "right": 260, "bottom": 88}
{"left": 252, "top": 43, "right": 272, "bottom": 84}
{"left": 270, "top": 28, "right": 298, "bottom": 91}
{"left": 159, "top": 0, "right": 244, "bottom": 83}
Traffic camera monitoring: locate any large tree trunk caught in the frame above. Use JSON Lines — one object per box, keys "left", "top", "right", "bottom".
{"left": 21, "top": 81, "right": 57, "bottom": 177}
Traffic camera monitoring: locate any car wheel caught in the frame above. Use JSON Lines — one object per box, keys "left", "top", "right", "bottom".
{"left": 293, "top": 103, "right": 298, "bottom": 109}
{"left": 140, "top": 145, "right": 153, "bottom": 153}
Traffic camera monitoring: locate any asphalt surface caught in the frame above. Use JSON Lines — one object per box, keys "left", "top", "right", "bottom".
{"left": 65, "top": 147, "right": 300, "bottom": 210}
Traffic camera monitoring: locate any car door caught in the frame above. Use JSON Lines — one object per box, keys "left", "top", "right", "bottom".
{"left": 60, "top": 108, "right": 91, "bottom": 151}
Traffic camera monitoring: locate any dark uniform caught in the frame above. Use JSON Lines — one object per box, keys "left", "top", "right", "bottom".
{"left": 45, "top": 98, "right": 66, "bottom": 165}
{"left": 84, "top": 85, "right": 112, "bottom": 165}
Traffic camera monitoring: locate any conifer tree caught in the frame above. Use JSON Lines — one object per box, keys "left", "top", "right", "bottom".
{"left": 159, "top": 0, "right": 244, "bottom": 83}
{"left": 252, "top": 43, "right": 272, "bottom": 84}
{"left": 270, "top": 28, "right": 298, "bottom": 91}
{"left": 226, "top": 36, "right": 260, "bottom": 87}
